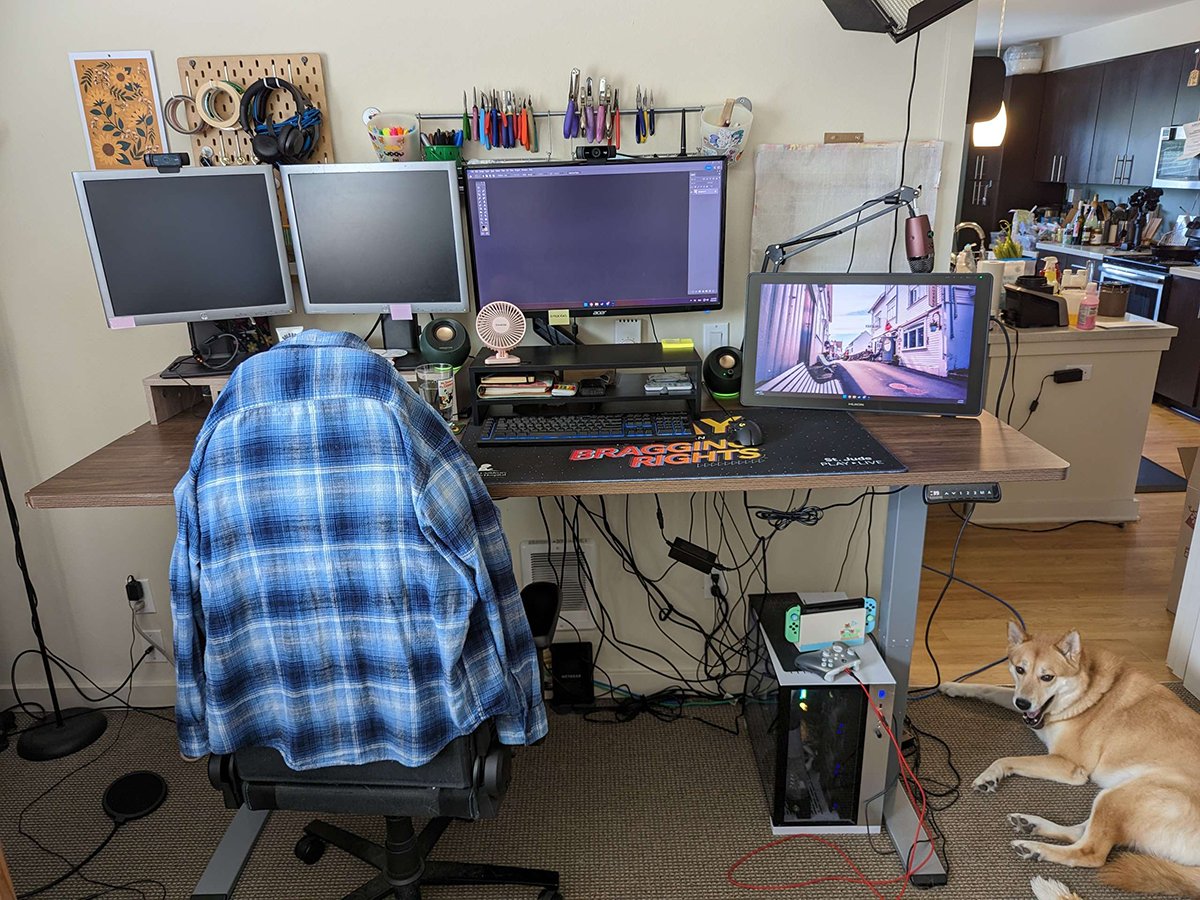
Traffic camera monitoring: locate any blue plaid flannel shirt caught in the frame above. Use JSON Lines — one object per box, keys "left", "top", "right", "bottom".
{"left": 170, "top": 330, "right": 546, "bottom": 769}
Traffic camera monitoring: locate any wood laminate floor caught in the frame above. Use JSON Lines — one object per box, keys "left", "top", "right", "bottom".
{"left": 911, "top": 403, "right": 1200, "bottom": 687}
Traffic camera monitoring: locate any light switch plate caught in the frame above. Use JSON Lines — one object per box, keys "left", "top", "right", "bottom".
{"left": 703, "top": 322, "right": 729, "bottom": 357}
{"left": 614, "top": 318, "right": 641, "bottom": 344}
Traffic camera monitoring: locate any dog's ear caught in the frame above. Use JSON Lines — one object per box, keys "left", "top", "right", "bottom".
{"left": 1007, "top": 620, "right": 1028, "bottom": 647}
{"left": 1055, "top": 631, "right": 1082, "bottom": 665}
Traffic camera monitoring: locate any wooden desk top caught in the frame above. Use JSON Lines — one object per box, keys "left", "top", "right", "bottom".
{"left": 25, "top": 410, "right": 1067, "bottom": 510}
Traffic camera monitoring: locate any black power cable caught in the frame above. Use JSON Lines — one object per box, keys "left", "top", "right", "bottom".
{"left": 890, "top": 31, "right": 920, "bottom": 273}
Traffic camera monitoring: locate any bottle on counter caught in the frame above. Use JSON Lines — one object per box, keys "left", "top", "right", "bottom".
{"left": 1041, "top": 255, "right": 1060, "bottom": 292}
{"left": 1076, "top": 281, "right": 1100, "bottom": 331}
{"left": 1086, "top": 199, "right": 1103, "bottom": 245}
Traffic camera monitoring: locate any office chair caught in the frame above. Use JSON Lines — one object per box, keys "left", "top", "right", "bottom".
{"left": 201, "top": 581, "right": 564, "bottom": 900}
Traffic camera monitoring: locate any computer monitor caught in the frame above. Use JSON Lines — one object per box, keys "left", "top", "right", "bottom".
{"left": 741, "top": 273, "right": 992, "bottom": 417}
{"left": 73, "top": 166, "right": 293, "bottom": 327}
{"left": 463, "top": 158, "right": 726, "bottom": 317}
{"left": 280, "top": 162, "right": 469, "bottom": 316}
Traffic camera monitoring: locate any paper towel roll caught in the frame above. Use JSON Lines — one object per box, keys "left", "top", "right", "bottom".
{"left": 979, "top": 260, "right": 1007, "bottom": 316}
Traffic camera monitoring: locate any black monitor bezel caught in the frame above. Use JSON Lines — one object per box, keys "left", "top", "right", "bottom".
{"left": 741, "top": 272, "right": 993, "bottom": 417}
{"left": 462, "top": 156, "right": 727, "bottom": 318}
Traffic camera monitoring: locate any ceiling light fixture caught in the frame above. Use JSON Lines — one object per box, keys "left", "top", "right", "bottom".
{"left": 820, "top": 0, "right": 975, "bottom": 42}
{"left": 972, "top": 0, "right": 1009, "bottom": 147}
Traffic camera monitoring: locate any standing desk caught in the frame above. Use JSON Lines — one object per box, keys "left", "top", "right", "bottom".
{"left": 25, "top": 408, "right": 1067, "bottom": 891}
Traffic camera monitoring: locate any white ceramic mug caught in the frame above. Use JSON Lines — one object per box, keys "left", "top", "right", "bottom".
{"left": 699, "top": 102, "right": 753, "bottom": 163}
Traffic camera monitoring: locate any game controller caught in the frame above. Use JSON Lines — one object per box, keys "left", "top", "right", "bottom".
{"left": 796, "top": 642, "right": 861, "bottom": 682}
{"left": 784, "top": 605, "right": 802, "bottom": 643}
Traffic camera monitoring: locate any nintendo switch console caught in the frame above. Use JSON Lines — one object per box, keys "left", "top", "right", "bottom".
{"left": 782, "top": 593, "right": 877, "bottom": 652}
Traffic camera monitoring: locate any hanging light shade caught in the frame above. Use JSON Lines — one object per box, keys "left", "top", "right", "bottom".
{"left": 972, "top": 102, "right": 1008, "bottom": 147}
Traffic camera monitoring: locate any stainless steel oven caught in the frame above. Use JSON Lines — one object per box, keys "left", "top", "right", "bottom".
{"left": 1098, "top": 261, "right": 1167, "bottom": 320}
{"left": 1153, "top": 126, "right": 1200, "bottom": 190}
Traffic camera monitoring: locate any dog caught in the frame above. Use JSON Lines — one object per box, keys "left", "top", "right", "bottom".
{"left": 941, "top": 622, "right": 1200, "bottom": 897}
{"left": 1030, "top": 876, "right": 1083, "bottom": 900}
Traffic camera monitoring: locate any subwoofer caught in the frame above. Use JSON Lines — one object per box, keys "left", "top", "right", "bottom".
{"left": 703, "top": 346, "right": 742, "bottom": 400}
{"left": 419, "top": 318, "right": 471, "bottom": 368}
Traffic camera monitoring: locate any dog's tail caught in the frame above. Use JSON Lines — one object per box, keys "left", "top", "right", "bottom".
{"left": 1030, "top": 875, "right": 1084, "bottom": 900}
{"left": 1101, "top": 853, "right": 1200, "bottom": 897}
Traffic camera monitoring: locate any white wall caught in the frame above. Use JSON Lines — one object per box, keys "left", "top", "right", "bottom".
{"left": 1044, "top": 1, "right": 1200, "bottom": 70}
{"left": 0, "top": 0, "right": 977, "bottom": 707}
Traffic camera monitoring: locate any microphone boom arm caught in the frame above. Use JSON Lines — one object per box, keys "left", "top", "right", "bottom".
{"left": 761, "top": 185, "right": 922, "bottom": 273}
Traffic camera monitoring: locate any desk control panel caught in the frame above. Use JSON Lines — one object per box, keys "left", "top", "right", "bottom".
{"left": 923, "top": 483, "right": 1002, "bottom": 504}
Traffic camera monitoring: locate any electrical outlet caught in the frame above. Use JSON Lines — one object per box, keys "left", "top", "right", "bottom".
{"left": 704, "top": 570, "right": 730, "bottom": 605}
{"left": 1064, "top": 364, "right": 1092, "bottom": 381}
{"left": 131, "top": 578, "right": 156, "bottom": 615}
{"left": 703, "top": 322, "right": 729, "bottom": 357}
{"left": 139, "top": 629, "right": 168, "bottom": 663}
{"left": 614, "top": 318, "right": 641, "bottom": 344}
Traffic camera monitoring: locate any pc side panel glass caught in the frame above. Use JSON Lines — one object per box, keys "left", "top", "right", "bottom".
{"left": 289, "top": 170, "right": 463, "bottom": 310}
{"left": 752, "top": 281, "right": 979, "bottom": 406}
{"left": 782, "top": 687, "right": 864, "bottom": 826}
{"left": 745, "top": 626, "right": 784, "bottom": 822}
{"left": 465, "top": 160, "right": 723, "bottom": 315}
{"left": 83, "top": 176, "right": 287, "bottom": 317}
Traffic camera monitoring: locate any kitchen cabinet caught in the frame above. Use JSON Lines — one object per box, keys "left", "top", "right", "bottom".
{"left": 959, "top": 74, "right": 1055, "bottom": 246}
{"left": 1156, "top": 275, "right": 1200, "bottom": 410}
{"left": 1127, "top": 47, "right": 1192, "bottom": 184}
{"left": 1175, "top": 45, "right": 1200, "bottom": 125}
{"left": 1089, "top": 47, "right": 1192, "bottom": 186}
{"left": 1035, "top": 67, "right": 1101, "bottom": 183}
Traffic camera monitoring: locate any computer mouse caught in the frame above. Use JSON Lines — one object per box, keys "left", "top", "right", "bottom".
{"left": 733, "top": 418, "right": 763, "bottom": 447}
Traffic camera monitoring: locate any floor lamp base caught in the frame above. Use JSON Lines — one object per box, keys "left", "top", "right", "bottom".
{"left": 17, "top": 707, "right": 108, "bottom": 761}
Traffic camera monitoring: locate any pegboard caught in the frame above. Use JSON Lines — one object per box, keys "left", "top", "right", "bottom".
{"left": 174, "top": 52, "right": 335, "bottom": 165}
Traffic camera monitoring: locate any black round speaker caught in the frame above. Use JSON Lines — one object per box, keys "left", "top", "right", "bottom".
{"left": 419, "top": 318, "right": 471, "bottom": 369}
{"left": 703, "top": 346, "right": 742, "bottom": 400}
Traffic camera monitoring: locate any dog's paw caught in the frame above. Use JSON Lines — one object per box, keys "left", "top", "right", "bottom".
{"left": 1012, "top": 840, "right": 1043, "bottom": 862}
{"left": 1008, "top": 813, "right": 1037, "bottom": 834}
{"left": 938, "top": 682, "right": 972, "bottom": 698}
{"left": 972, "top": 763, "right": 1005, "bottom": 793}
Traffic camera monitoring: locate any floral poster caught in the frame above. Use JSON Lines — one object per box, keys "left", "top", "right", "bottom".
{"left": 70, "top": 51, "right": 164, "bottom": 169}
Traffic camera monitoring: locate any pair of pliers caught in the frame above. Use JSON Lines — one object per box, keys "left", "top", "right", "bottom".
{"left": 563, "top": 68, "right": 580, "bottom": 139}
{"left": 597, "top": 78, "right": 608, "bottom": 144}
{"left": 480, "top": 90, "right": 492, "bottom": 150}
{"left": 635, "top": 85, "right": 646, "bottom": 144}
{"left": 463, "top": 91, "right": 472, "bottom": 142}
{"left": 609, "top": 88, "right": 620, "bottom": 149}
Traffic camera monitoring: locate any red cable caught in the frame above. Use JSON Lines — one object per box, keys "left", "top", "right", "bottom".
{"left": 725, "top": 677, "right": 934, "bottom": 898}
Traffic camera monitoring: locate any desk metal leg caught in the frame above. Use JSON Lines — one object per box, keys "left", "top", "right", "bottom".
{"left": 876, "top": 487, "right": 946, "bottom": 886}
{"left": 190, "top": 806, "right": 270, "bottom": 900}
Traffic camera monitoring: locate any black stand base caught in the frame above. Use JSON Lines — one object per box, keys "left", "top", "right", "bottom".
{"left": 531, "top": 317, "right": 581, "bottom": 346}
{"left": 18, "top": 707, "right": 108, "bottom": 761}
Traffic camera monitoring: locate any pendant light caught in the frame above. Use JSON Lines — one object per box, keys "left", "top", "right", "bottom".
{"left": 972, "top": 0, "right": 1008, "bottom": 148}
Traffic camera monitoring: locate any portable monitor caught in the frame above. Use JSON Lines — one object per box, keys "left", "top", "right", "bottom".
{"left": 463, "top": 158, "right": 726, "bottom": 317}
{"left": 73, "top": 166, "right": 293, "bottom": 327}
{"left": 741, "top": 273, "right": 992, "bottom": 416}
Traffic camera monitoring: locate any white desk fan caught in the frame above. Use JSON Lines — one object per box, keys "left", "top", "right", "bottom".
{"left": 476, "top": 301, "right": 525, "bottom": 365}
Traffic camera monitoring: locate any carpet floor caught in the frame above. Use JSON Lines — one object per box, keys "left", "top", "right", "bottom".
{"left": 3, "top": 686, "right": 1198, "bottom": 900}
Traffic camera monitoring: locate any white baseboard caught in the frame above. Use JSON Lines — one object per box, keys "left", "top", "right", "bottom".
{"left": 972, "top": 496, "right": 1139, "bottom": 525}
{"left": 2, "top": 679, "right": 177, "bottom": 714}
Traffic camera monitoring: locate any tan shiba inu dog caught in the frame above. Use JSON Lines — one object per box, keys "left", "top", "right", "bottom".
{"left": 941, "top": 622, "right": 1200, "bottom": 897}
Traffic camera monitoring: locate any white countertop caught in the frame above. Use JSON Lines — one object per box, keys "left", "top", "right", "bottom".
{"left": 987, "top": 314, "right": 1175, "bottom": 351}
{"left": 1171, "top": 266, "right": 1200, "bottom": 282}
{"left": 1034, "top": 241, "right": 1111, "bottom": 262}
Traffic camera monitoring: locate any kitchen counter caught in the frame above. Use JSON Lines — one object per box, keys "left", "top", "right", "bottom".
{"left": 1170, "top": 266, "right": 1200, "bottom": 282}
{"left": 1035, "top": 241, "right": 1113, "bottom": 262}
{"left": 984, "top": 316, "right": 1177, "bottom": 524}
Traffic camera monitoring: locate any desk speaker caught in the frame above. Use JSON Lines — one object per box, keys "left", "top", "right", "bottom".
{"left": 703, "top": 346, "right": 742, "bottom": 400}
{"left": 419, "top": 318, "right": 471, "bottom": 368}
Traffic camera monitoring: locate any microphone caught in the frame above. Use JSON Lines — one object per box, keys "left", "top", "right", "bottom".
{"left": 905, "top": 211, "right": 935, "bottom": 273}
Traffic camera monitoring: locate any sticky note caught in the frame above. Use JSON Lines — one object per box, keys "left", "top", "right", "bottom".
{"left": 108, "top": 316, "right": 136, "bottom": 329}
{"left": 548, "top": 308, "right": 570, "bottom": 325}
{"left": 389, "top": 304, "right": 413, "bottom": 321}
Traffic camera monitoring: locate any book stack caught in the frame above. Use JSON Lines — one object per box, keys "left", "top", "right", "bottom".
{"left": 476, "top": 373, "right": 555, "bottom": 399}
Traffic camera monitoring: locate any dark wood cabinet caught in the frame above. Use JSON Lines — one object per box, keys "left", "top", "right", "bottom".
{"left": 1175, "top": 45, "right": 1200, "bottom": 125}
{"left": 1156, "top": 276, "right": 1200, "bottom": 410}
{"left": 1127, "top": 47, "right": 1191, "bottom": 185}
{"left": 1087, "top": 59, "right": 1139, "bottom": 184}
{"left": 1035, "top": 67, "right": 1100, "bottom": 182}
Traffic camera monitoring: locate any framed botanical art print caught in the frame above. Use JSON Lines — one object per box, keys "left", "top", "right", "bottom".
{"left": 70, "top": 51, "right": 165, "bottom": 169}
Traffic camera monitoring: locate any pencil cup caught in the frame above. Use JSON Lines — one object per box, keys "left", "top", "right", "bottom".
{"left": 423, "top": 145, "right": 463, "bottom": 164}
{"left": 366, "top": 113, "right": 419, "bottom": 163}
{"left": 699, "top": 103, "right": 753, "bottom": 163}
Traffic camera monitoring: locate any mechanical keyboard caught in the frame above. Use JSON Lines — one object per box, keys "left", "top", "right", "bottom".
{"left": 477, "top": 412, "right": 697, "bottom": 445}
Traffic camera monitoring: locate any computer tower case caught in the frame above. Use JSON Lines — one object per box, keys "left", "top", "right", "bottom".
{"left": 745, "top": 594, "right": 896, "bottom": 834}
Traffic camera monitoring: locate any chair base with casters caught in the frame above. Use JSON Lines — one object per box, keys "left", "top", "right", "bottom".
{"left": 189, "top": 583, "right": 565, "bottom": 900}
{"left": 195, "top": 724, "right": 561, "bottom": 900}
